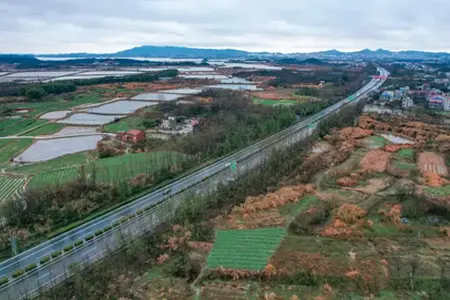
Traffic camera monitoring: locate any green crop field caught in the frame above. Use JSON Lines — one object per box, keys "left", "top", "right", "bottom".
{"left": 368, "top": 136, "right": 388, "bottom": 148}
{"left": 0, "top": 139, "right": 33, "bottom": 165}
{"left": 396, "top": 148, "right": 414, "bottom": 159}
{"left": 103, "top": 116, "right": 145, "bottom": 133}
{"left": 2, "top": 93, "right": 103, "bottom": 117}
{"left": 0, "top": 118, "right": 47, "bottom": 137}
{"left": 9, "top": 152, "right": 90, "bottom": 175}
{"left": 279, "top": 195, "right": 319, "bottom": 218}
{"left": 0, "top": 176, "right": 26, "bottom": 202}
{"left": 0, "top": 117, "right": 23, "bottom": 130}
{"left": 28, "top": 151, "right": 192, "bottom": 189}
{"left": 25, "top": 123, "right": 66, "bottom": 136}
{"left": 252, "top": 98, "right": 298, "bottom": 106}
{"left": 207, "top": 227, "right": 286, "bottom": 271}
{"left": 423, "top": 185, "right": 450, "bottom": 198}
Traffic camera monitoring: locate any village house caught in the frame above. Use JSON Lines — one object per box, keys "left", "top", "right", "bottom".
{"left": 116, "top": 129, "right": 146, "bottom": 144}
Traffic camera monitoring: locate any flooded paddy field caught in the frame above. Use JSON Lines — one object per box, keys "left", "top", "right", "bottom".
{"left": 80, "top": 100, "right": 158, "bottom": 115}
{"left": 205, "top": 84, "right": 261, "bottom": 91}
{"left": 131, "top": 93, "right": 184, "bottom": 101}
{"left": 158, "top": 88, "right": 203, "bottom": 95}
{"left": 14, "top": 135, "right": 103, "bottom": 162}
{"left": 58, "top": 113, "right": 123, "bottom": 125}
{"left": 51, "top": 126, "right": 99, "bottom": 137}
{"left": 40, "top": 111, "right": 71, "bottom": 120}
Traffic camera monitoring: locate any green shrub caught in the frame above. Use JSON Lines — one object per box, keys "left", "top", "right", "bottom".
{"left": 144, "top": 206, "right": 151, "bottom": 211}
{"left": 74, "top": 240, "right": 84, "bottom": 247}
{"left": 103, "top": 226, "right": 112, "bottom": 232}
{"left": 95, "top": 229, "right": 104, "bottom": 237}
{"left": 85, "top": 234, "right": 94, "bottom": 241}
{"left": 25, "top": 264, "right": 37, "bottom": 272}
{"left": 12, "top": 269, "right": 25, "bottom": 278}
{"left": 64, "top": 245, "right": 74, "bottom": 252}
{"left": 112, "top": 221, "right": 121, "bottom": 227}
{"left": 136, "top": 209, "right": 144, "bottom": 215}
{"left": 128, "top": 214, "right": 136, "bottom": 220}
{"left": 40, "top": 256, "right": 51, "bottom": 265}
{"left": 120, "top": 217, "right": 128, "bottom": 223}
{"left": 51, "top": 251, "right": 62, "bottom": 258}
{"left": 0, "top": 277, "right": 8, "bottom": 286}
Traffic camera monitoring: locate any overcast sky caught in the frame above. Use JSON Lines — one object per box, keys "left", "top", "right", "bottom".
{"left": 1, "top": 0, "right": 448, "bottom": 54}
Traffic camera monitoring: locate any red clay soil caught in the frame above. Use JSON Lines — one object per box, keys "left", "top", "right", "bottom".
{"left": 339, "top": 127, "right": 373, "bottom": 141}
{"left": 379, "top": 204, "right": 402, "bottom": 224}
{"left": 336, "top": 176, "right": 357, "bottom": 187}
{"left": 360, "top": 150, "right": 392, "bottom": 172}
{"left": 418, "top": 152, "right": 448, "bottom": 177}
{"left": 252, "top": 91, "right": 288, "bottom": 100}
{"left": 384, "top": 144, "right": 413, "bottom": 153}
{"left": 423, "top": 173, "right": 450, "bottom": 187}
{"left": 320, "top": 204, "right": 367, "bottom": 239}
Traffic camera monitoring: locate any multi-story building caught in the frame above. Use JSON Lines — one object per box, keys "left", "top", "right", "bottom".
{"left": 428, "top": 95, "right": 445, "bottom": 109}
{"left": 402, "top": 97, "right": 414, "bottom": 109}
{"left": 444, "top": 96, "right": 450, "bottom": 111}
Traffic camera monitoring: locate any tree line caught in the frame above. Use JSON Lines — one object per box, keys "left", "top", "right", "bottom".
{"left": 0, "top": 69, "right": 178, "bottom": 101}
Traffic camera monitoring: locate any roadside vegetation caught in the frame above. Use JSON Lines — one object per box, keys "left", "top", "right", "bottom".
{"left": 33, "top": 100, "right": 450, "bottom": 300}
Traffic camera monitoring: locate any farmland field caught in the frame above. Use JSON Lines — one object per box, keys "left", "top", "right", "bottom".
{"left": 0, "top": 176, "right": 26, "bottom": 202}
{"left": 25, "top": 123, "right": 66, "bottom": 136}
{"left": 51, "top": 126, "right": 98, "bottom": 137}
{"left": 0, "top": 139, "right": 33, "bottom": 165}
{"left": 0, "top": 118, "right": 47, "bottom": 137}
{"left": 9, "top": 152, "right": 90, "bottom": 174}
{"left": 58, "top": 113, "right": 123, "bottom": 125}
{"left": 207, "top": 227, "right": 286, "bottom": 271}
{"left": 103, "top": 116, "right": 152, "bottom": 132}
{"left": 252, "top": 98, "right": 298, "bottom": 106}
{"left": 1, "top": 94, "right": 103, "bottom": 117}
{"left": 81, "top": 100, "right": 157, "bottom": 115}
{"left": 28, "top": 151, "right": 192, "bottom": 188}
{"left": 14, "top": 135, "right": 102, "bottom": 163}
{"left": 131, "top": 92, "right": 184, "bottom": 102}
{"left": 0, "top": 117, "right": 23, "bottom": 130}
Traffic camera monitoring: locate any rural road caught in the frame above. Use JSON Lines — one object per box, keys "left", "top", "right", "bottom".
{"left": 0, "top": 68, "right": 388, "bottom": 299}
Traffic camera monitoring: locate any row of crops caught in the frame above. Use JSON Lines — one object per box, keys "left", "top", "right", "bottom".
{"left": 0, "top": 176, "right": 25, "bottom": 203}
{"left": 207, "top": 228, "right": 286, "bottom": 271}
{"left": 28, "top": 151, "right": 192, "bottom": 189}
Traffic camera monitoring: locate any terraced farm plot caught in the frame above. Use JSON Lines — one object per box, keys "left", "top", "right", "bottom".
{"left": 0, "top": 118, "right": 47, "bottom": 137}
{"left": 28, "top": 151, "right": 192, "bottom": 188}
{"left": 1, "top": 94, "right": 103, "bottom": 117}
{"left": 103, "top": 116, "right": 157, "bottom": 133}
{"left": 0, "top": 176, "right": 25, "bottom": 202}
{"left": 25, "top": 123, "right": 66, "bottom": 136}
{"left": 0, "top": 139, "right": 33, "bottom": 165}
{"left": 0, "top": 117, "right": 23, "bottom": 130}
{"left": 207, "top": 228, "right": 286, "bottom": 271}
{"left": 252, "top": 98, "right": 298, "bottom": 106}
{"left": 15, "top": 135, "right": 102, "bottom": 163}
{"left": 10, "top": 152, "right": 89, "bottom": 174}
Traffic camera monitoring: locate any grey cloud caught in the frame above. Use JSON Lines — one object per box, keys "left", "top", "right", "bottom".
{"left": 0, "top": 0, "right": 449, "bottom": 53}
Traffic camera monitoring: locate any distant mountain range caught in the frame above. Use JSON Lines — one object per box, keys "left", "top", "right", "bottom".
{"left": 9, "top": 46, "right": 450, "bottom": 61}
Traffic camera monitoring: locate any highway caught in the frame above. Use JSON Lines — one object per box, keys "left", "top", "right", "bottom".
{"left": 0, "top": 67, "right": 388, "bottom": 299}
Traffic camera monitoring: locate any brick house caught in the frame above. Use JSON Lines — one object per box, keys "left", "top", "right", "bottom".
{"left": 116, "top": 129, "right": 145, "bottom": 144}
